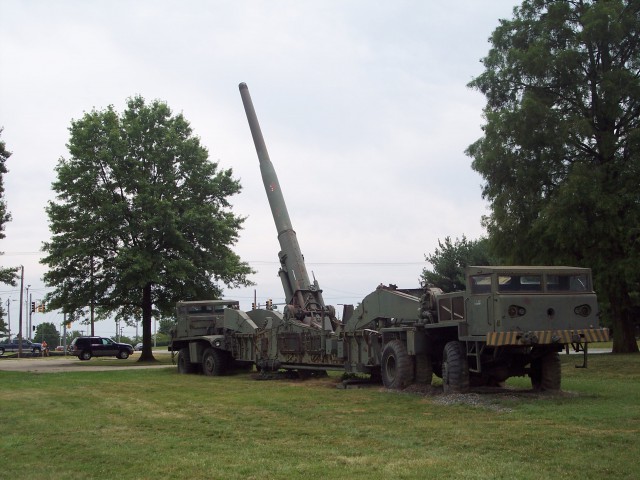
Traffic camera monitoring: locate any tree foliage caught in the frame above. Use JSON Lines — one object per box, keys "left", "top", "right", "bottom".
{"left": 42, "top": 97, "right": 254, "bottom": 360}
{"left": 34, "top": 322, "right": 61, "bottom": 347}
{"left": 422, "top": 236, "right": 494, "bottom": 292}
{"left": 0, "top": 302, "right": 8, "bottom": 336}
{"left": 467, "top": 0, "right": 640, "bottom": 352}
{"left": 0, "top": 129, "right": 18, "bottom": 286}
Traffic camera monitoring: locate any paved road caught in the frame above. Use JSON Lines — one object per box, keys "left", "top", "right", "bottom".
{"left": 0, "top": 354, "right": 175, "bottom": 373}
{"left": 0, "top": 348, "right": 612, "bottom": 373}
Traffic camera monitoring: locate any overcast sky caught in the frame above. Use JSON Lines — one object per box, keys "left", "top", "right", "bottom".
{"left": 0, "top": 0, "right": 519, "bottom": 339}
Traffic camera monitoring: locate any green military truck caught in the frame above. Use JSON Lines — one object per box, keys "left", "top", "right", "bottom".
{"left": 341, "top": 265, "right": 608, "bottom": 392}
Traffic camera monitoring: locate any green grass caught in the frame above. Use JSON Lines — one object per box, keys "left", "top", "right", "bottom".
{"left": 1, "top": 354, "right": 639, "bottom": 480}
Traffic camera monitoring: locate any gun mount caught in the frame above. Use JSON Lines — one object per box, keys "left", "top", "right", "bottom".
{"left": 239, "top": 83, "right": 336, "bottom": 331}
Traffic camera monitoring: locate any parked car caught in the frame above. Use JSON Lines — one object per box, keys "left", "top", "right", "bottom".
{"left": 68, "top": 336, "right": 134, "bottom": 360}
{"left": 0, "top": 339, "right": 43, "bottom": 355}
{"left": 134, "top": 343, "right": 143, "bottom": 351}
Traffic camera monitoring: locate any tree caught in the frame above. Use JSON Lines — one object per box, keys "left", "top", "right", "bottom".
{"left": 158, "top": 318, "right": 174, "bottom": 336}
{"left": 422, "top": 236, "right": 494, "bottom": 292}
{"left": 0, "top": 129, "right": 18, "bottom": 286}
{"left": 467, "top": 0, "right": 640, "bottom": 353}
{"left": 34, "top": 322, "right": 61, "bottom": 347}
{"left": 42, "top": 97, "right": 254, "bottom": 361}
{"left": 0, "top": 302, "right": 8, "bottom": 336}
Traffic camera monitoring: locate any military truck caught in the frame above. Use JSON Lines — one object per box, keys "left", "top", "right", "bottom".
{"left": 167, "top": 83, "right": 609, "bottom": 392}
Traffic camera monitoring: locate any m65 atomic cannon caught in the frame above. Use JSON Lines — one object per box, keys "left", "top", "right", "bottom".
{"left": 168, "top": 83, "right": 610, "bottom": 392}
{"left": 239, "top": 82, "right": 337, "bottom": 332}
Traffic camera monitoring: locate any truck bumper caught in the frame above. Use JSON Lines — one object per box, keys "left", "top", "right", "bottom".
{"left": 486, "top": 328, "right": 609, "bottom": 346}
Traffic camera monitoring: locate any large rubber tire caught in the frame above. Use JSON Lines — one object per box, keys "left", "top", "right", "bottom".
{"left": 442, "top": 341, "right": 469, "bottom": 394}
{"left": 80, "top": 350, "right": 92, "bottom": 361}
{"left": 117, "top": 350, "right": 130, "bottom": 360}
{"left": 202, "top": 348, "right": 226, "bottom": 376}
{"left": 530, "top": 352, "right": 561, "bottom": 391}
{"left": 381, "top": 340, "right": 413, "bottom": 390}
{"left": 177, "top": 348, "right": 196, "bottom": 374}
{"left": 414, "top": 353, "right": 433, "bottom": 385}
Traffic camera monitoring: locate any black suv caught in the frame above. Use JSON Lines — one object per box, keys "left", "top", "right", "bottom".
{"left": 69, "top": 336, "right": 134, "bottom": 360}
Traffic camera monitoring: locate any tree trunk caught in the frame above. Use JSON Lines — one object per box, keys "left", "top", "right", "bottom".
{"left": 138, "top": 282, "right": 157, "bottom": 362}
{"left": 610, "top": 287, "right": 639, "bottom": 354}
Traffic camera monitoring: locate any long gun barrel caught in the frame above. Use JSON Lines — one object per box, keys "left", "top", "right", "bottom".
{"left": 239, "top": 82, "right": 334, "bottom": 330}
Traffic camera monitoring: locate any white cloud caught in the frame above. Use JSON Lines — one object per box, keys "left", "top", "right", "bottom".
{"left": 0, "top": 0, "right": 518, "bottom": 336}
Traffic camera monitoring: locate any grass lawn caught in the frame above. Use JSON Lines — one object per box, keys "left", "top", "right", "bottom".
{"left": 1, "top": 353, "right": 638, "bottom": 479}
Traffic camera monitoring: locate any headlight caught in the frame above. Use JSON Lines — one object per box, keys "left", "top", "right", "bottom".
{"left": 574, "top": 304, "right": 591, "bottom": 317}
{"left": 508, "top": 305, "right": 526, "bottom": 317}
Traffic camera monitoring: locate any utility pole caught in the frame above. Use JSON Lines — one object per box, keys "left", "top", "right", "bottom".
{"left": 6, "top": 298, "right": 11, "bottom": 341}
{"left": 63, "top": 313, "right": 67, "bottom": 355}
{"left": 17, "top": 266, "right": 24, "bottom": 358}
{"left": 26, "top": 285, "right": 31, "bottom": 341}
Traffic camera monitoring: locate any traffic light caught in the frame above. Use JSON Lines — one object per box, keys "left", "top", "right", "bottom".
{"left": 266, "top": 299, "right": 273, "bottom": 310}
{"left": 38, "top": 303, "right": 45, "bottom": 313}
{"left": 251, "top": 302, "right": 256, "bottom": 310}
{"left": 31, "top": 301, "right": 35, "bottom": 313}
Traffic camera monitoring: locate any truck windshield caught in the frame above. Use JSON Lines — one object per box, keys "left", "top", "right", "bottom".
{"left": 497, "top": 275, "right": 542, "bottom": 292}
{"left": 546, "top": 274, "right": 589, "bottom": 292}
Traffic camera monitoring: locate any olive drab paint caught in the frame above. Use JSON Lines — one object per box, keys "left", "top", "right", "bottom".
{"left": 167, "top": 84, "right": 610, "bottom": 393}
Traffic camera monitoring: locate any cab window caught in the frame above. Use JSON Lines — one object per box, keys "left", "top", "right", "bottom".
{"left": 546, "top": 274, "right": 589, "bottom": 292}
{"left": 498, "top": 275, "right": 542, "bottom": 292}
{"left": 470, "top": 274, "right": 492, "bottom": 294}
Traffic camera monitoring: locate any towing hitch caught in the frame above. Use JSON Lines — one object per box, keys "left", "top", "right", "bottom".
{"left": 566, "top": 341, "right": 588, "bottom": 369}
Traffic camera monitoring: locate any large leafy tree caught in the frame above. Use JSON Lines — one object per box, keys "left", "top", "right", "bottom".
{"left": 422, "top": 236, "right": 494, "bottom": 292}
{"left": 42, "top": 97, "right": 253, "bottom": 361}
{"left": 467, "top": 0, "right": 639, "bottom": 353}
{"left": 33, "top": 322, "right": 61, "bottom": 347}
{"left": 0, "top": 129, "right": 18, "bottom": 286}
{"left": 0, "top": 303, "right": 8, "bottom": 337}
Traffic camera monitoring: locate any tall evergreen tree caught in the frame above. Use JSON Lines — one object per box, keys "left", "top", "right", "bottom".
{"left": 42, "top": 97, "right": 253, "bottom": 361}
{"left": 422, "top": 236, "right": 494, "bottom": 292}
{"left": 467, "top": 0, "right": 639, "bottom": 353}
{"left": 0, "top": 129, "right": 18, "bottom": 286}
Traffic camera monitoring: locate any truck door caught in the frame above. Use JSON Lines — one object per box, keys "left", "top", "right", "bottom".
{"left": 467, "top": 274, "right": 494, "bottom": 335}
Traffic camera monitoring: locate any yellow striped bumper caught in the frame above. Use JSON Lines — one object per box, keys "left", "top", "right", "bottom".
{"left": 486, "top": 328, "right": 609, "bottom": 346}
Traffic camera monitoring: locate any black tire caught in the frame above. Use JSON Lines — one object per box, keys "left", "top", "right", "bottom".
{"left": 530, "top": 352, "right": 561, "bottom": 391}
{"left": 117, "top": 350, "right": 130, "bottom": 360}
{"left": 0, "top": 347, "right": 4, "bottom": 355}
{"left": 33, "top": 348, "right": 41, "bottom": 355}
{"left": 177, "top": 348, "right": 196, "bottom": 374}
{"left": 442, "top": 341, "right": 469, "bottom": 394}
{"left": 414, "top": 353, "right": 433, "bottom": 385}
{"left": 80, "top": 350, "right": 92, "bottom": 361}
{"left": 381, "top": 340, "right": 413, "bottom": 390}
{"left": 202, "top": 348, "right": 226, "bottom": 376}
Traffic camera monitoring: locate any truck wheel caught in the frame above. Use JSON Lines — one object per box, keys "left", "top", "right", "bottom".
{"left": 530, "top": 352, "right": 561, "bottom": 391}
{"left": 80, "top": 351, "right": 92, "bottom": 361}
{"left": 202, "top": 348, "right": 226, "bottom": 376}
{"left": 117, "top": 350, "right": 130, "bottom": 360}
{"left": 177, "top": 348, "right": 196, "bottom": 374}
{"left": 381, "top": 340, "right": 413, "bottom": 390}
{"left": 442, "top": 341, "right": 469, "bottom": 394}
{"left": 0, "top": 347, "right": 4, "bottom": 355}
{"left": 414, "top": 353, "right": 433, "bottom": 385}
